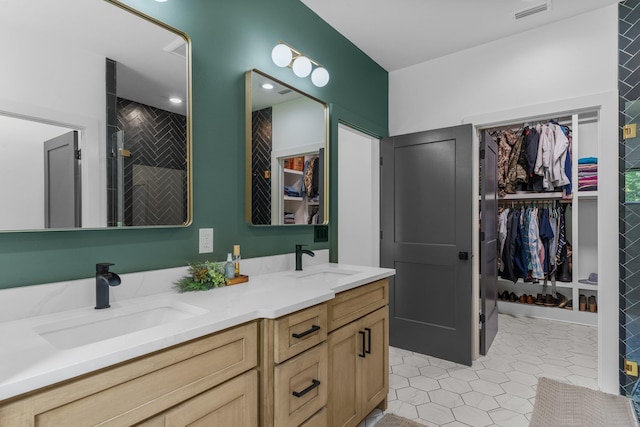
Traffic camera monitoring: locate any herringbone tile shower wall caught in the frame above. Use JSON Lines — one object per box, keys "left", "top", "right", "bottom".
{"left": 252, "top": 107, "right": 272, "bottom": 225}
{"left": 620, "top": 0, "right": 640, "bottom": 414}
{"left": 117, "top": 98, "right": 187, "bottom": 226}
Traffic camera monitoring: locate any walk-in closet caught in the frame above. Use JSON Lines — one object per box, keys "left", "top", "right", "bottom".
{"left": 480, "top": 111, "right": 599, "bottom": 327}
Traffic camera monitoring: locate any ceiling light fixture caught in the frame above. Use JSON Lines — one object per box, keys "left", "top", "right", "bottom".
{"left": 261, "top": 82, "right": 275, "bottom": 90}
{"left": 169, "top": 97, "right": 183, "bottom": 104}
{"left": 271, "top": 41, "right": 330, "bottom": 87}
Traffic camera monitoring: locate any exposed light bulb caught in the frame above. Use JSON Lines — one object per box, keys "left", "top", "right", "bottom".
{"left": 271, "top": 44, "right": 293, "bottom": 67}
{"left": 292, "top": 56, "right": 312, "bottom": 78}
{"left": 311, "top": 67, "right": 330, "bottom": 87}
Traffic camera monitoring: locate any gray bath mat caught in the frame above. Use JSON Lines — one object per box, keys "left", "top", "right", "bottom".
{"left": 375, "top": 413, "right": 427, "bottom": 427}
{"left": 530, "top": 377, "right": 638, "bottom": 427}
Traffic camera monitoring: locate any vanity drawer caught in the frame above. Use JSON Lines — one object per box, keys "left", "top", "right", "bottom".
{"left": 327, "top": 279, "right": 388, "bottom": 332}
{"left": 273, "top": 303, "right": 327, "bottom": 363}
{"left": 300, "top": 408, "right": 328, "bottom": 427}
{"left": 1, "top": 322, "right": 258, "bottom": 427}
{"left": 274, "top": 343, "right": 328, "bottom": 427}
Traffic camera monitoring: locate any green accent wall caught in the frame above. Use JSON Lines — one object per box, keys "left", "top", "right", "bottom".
{"left": 0, "top": 0, "right": 388, "bottom": 289}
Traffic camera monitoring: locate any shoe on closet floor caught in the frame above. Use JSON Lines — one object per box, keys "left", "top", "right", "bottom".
{"left": 543, "top": 294, "right": 558, "bottom": 307}
{"left": 499, "top": 291, "right": 509, "bottom": 301}
{"left": 588, "top": 296, "right": 597, "bottom": 313}
{"left": 579, "top": 294, "right": 587, "bottom": 311}
{"left": 509, "top": 292, "right": 518, "bottom": 302}
{"left": 526, "top": 294, "right": 535, "bottom": 304}
{"left": 557, "top": 293, "right": 568, "bottom": 308}
{"left": 519, "top": 294, "right": 527, "bottom": 303}
{"left": 564, "top": 299, "right": 573, "bottom": 310}
{"left": 535, "top": 293, "right": 544, "bottom": 305}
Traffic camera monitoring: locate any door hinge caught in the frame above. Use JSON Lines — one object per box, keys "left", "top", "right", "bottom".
{"left": 74, "top": 149, "right": 81, "bottom": 160}
{"left": 480, "top": 148, "right": 485, "bottom": 160}
{"left": 625, "top": 360, "right": 638, "bottom": 376}
{"left": 480, "top": 231, "right": 485, "bottom": 241}
{"left": 380, "top": 230, "right": 383, "bottom": 240}
{"left": 624, "top": 124, "right": 637, "bottom": 140}
{"left": 380, "top": 157, "right": 383, "bottom": 166}
{"left": 479, "top": 313, "right": 486, "bottom": 323}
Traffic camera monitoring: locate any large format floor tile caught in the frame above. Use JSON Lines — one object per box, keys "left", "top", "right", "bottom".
{"left": 359, "top": 313, "right": 598, "bottom": 427}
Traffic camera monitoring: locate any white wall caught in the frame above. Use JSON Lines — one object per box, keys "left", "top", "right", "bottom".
{"left": 389, "top": 5, "right": 619, "bottom": 394}
{"left": 272, "top": 97, "right": 326, "bottom": 152}
{"left": 0, "top": 116, "right": 71, "bottom": 230}
{"left": 338, "top": 125, "right": 380, "bottom": 267}
{"left": 390, "top": 6, "right": 618, "bottom": 134}
{"left": 0, "top": 25, "right": 107, "bottom": 227}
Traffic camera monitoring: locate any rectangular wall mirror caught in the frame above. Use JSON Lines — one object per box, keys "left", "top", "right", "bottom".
{"left": 0, "top": 0, "right": 191, "bottom": 231}
{"left": 245, "top": 69, "right": 328, "bottom": 226}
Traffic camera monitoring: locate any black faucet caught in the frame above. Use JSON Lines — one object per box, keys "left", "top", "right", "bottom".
{"left": 95, "top": 263, "right": 121, "bottom": 309}
{"left": 295, "top": 244, "right": 315, "bottom": 271}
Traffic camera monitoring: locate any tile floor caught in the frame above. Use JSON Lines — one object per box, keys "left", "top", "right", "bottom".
{"left": 359, "top": 313, "right": 598, "bottom": 427}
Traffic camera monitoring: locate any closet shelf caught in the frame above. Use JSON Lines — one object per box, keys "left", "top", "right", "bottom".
{"left": 497, "top": 301, "right": 597, "bottom": 326}
{"left": 283, "top": 168, "right": 303, "bottom": 175}
{"left": 498, "top": 278, "right": 597, "bottom": 292}
{"left": 284, "top": 196, "right": 303, "bottom": 201}
{"left": 500, "top": 192, "right": 564, "bottom": 200}
{"left": 577, "top": 190, "right": 598, "bottom": 199}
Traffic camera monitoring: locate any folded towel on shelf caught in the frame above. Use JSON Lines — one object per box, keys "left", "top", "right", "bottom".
{"left": 578, "top": 157, "right": 598, "bottom": 165}
{"left": 284, "top": 185, "right": 301, "bottom": 197}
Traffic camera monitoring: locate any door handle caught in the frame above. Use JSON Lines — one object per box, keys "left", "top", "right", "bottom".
{"left": 292, "top": 324, "right": 320, "bottom": 339}
{"left": 358, "top": 330, "right": 366, "bottom": 358}
{"left": 458, "top": 252, "right": 469, "bottom": 260}
{"left": 365, "top": 327, "right": 372, "bottom": 354}
{"left": 292, "top": 379, "right": 321, "bottom": 398}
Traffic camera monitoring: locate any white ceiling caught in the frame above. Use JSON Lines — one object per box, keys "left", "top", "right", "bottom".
{"left": 301, "top": 0, "right": 620, "bottom": 72}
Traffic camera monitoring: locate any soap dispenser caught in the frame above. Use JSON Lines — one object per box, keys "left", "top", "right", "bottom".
{"left": 225, "top": 253, "right": 234, "bottom": 279}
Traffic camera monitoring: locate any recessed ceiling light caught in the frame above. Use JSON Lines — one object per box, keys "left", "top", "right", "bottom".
{"left": 155, "top": 0, "right": 169, "bottom": 3}
{"left": 169, "top": 97, "right": 183, "bottom": 104}
{"left": 261, "top": 83, "right": 275, "bottom": 90}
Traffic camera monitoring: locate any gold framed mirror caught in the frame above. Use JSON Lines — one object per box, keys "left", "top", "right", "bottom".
{"left": 0, "top": 0, "right": 191, "bottom": 231}
{"left": 245, "top": 69, "right": 329, "bottom": 226}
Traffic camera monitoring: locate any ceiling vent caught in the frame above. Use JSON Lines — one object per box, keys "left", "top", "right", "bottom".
{"left": 278, "top": 89, "right": 293, "bottom": 95}
{"left": 514, "top": 2, "right": 550, "bottom": 20}
{"left": 163, "top": 38, "right": 187, "bottom": 59}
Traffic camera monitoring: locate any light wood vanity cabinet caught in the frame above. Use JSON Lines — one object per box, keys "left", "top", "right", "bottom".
{"left": 0, "top": 277, "right": 389, "bottom": 427}
{"left": 261, "top": 303, "right": 329, "bottom": 427}
{"left": 327, "top": 279, "right": 389, "bottom": 427}
{"left": 263, "top": 278, "right": 389, "bottom": 427}
{"left": 0, "top": 321, "right": 258, "bottom": 427}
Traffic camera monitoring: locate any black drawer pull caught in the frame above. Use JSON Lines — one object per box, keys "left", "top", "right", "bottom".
{"left": 365, "top": 327, "right": 372, "bottom": 354}
{"left": 292, "top": 379, "right": 321, "bottom": 398}
{"left": 358, "top": 330, "right": 366, "bottom": 358}
{"left": 292, "top": 324, "right": 321, "bottom": 339}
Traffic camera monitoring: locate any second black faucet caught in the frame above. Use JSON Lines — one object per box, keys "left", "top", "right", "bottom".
{"left": 295, "top": 245, "right": 315, "bottom": 271}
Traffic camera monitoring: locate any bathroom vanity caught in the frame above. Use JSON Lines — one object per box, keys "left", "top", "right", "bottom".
{"left": 0, "top": 263, "right": 393, "bottom": 427}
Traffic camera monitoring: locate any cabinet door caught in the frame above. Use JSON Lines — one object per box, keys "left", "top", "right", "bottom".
{"left": 361, "top": 307, "right": 389, "bottom": 416}
{"left": 163, "top": 370, "right": 258, "bottom": 427}
{"left": 327, "top": 320, "right": 361, "bottom": 427}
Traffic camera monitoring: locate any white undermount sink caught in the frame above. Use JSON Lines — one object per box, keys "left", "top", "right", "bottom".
{"left": 33, "top": 300, "right": 208, "bottom": 350}
{"left": 296, "top": 268, "right": 360, "bottom": 282}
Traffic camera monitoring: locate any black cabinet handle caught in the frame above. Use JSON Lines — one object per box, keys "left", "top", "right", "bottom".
{"left": 292, "top": 379, "right": 321, "bottom": 398}
{"left": 365, "top": 327, "right": 372, "bottom": 354}
{"left": 292, "top": 324, "right": 320, "bottom": 339}
{"left": 358, "top": 330, "right": 366, "bottom": 358}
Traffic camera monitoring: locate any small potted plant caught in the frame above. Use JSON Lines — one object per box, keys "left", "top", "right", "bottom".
{"left": 175, "top": 260, "right": 227, "bottom": 293}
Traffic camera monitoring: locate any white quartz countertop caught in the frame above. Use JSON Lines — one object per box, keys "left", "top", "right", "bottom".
{"left": 0, "top": 263, "right": 394, "bottom": 401}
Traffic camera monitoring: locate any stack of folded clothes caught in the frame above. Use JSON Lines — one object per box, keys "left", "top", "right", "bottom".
{"left": 578, "top": 157, "right": 597, "bottom": 191}
{"left": 283, "top": 212, "right": 296, "bottom": 224}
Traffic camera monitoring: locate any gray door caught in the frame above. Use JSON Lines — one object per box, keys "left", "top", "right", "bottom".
{"left": 44, "top": 131, "right": 81, "bottom": 228}
{"left": 480, "top": 130, "right": 499, "bottom": 355}
{"left": 381, "top": 124, "right": 473, "bottom": 365}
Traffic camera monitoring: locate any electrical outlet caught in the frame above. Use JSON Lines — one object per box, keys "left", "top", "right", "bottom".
{"left": 199, "top": 228, "right": 214, "bottom": 253}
